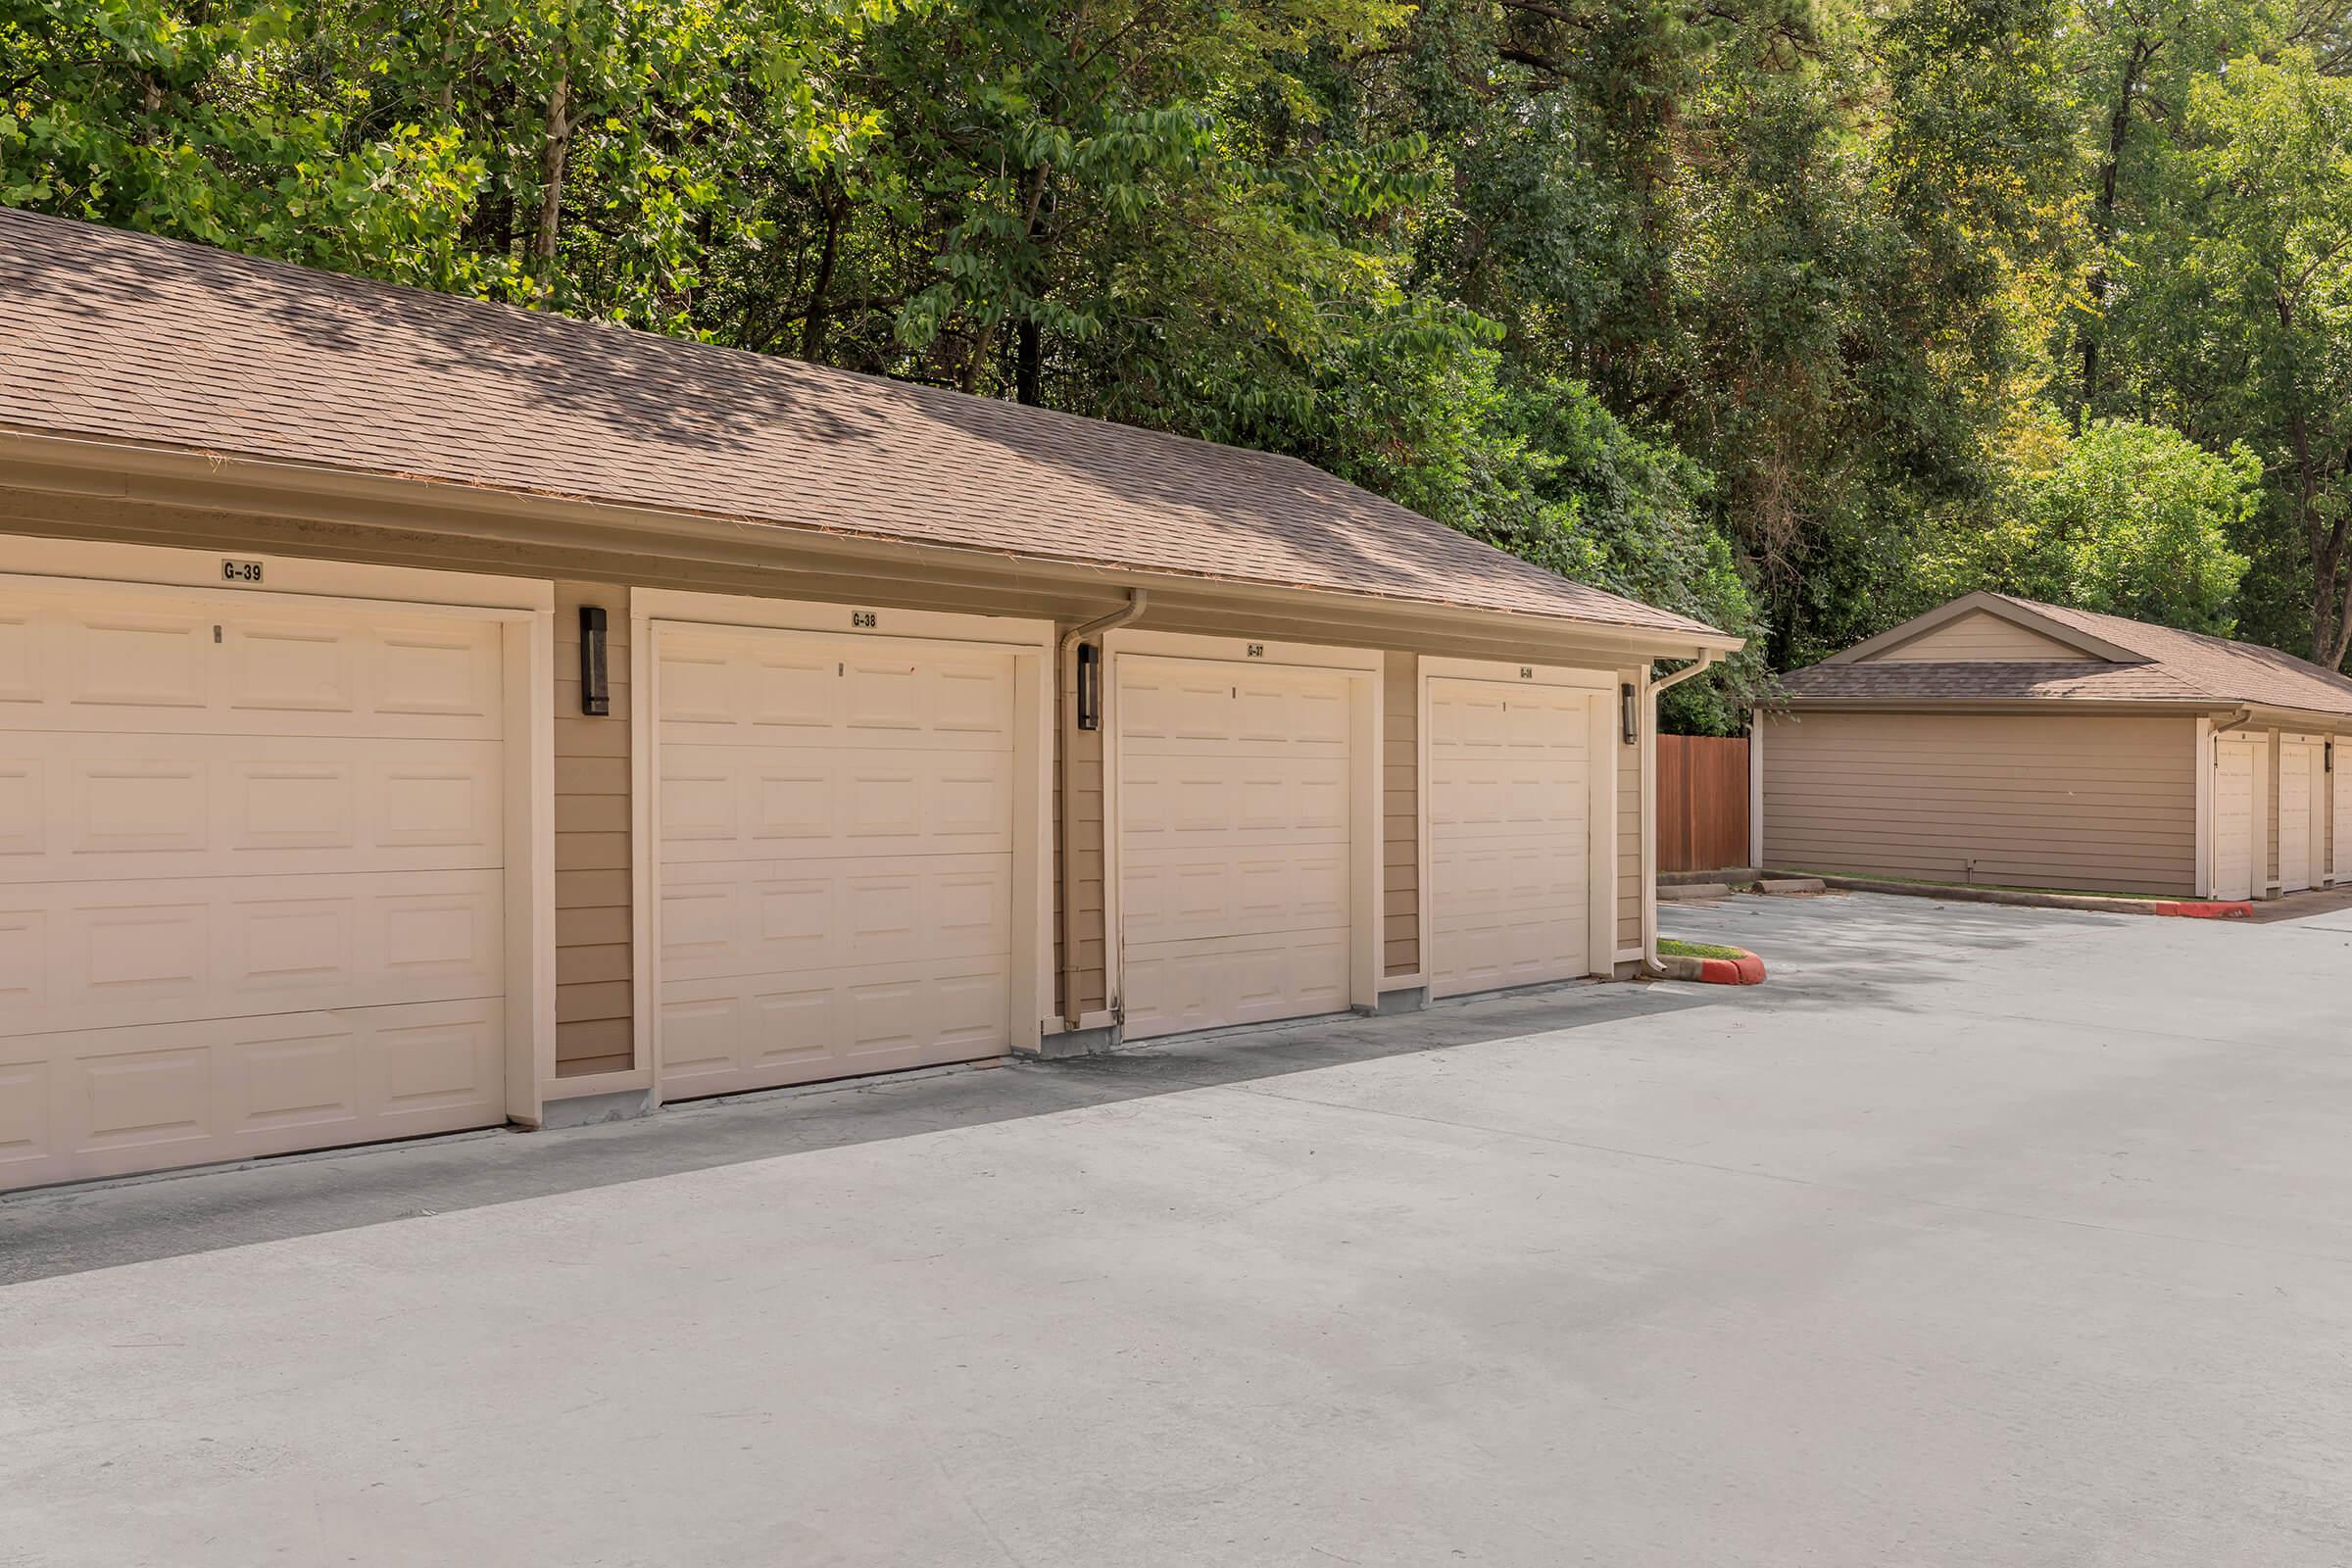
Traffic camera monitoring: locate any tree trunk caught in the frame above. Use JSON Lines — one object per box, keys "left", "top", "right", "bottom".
{"left": 1015, "top": 318, "right": 1042, "bottom": 405}
{"left": 959, "top": 165, "right": 1054, "bottom": 395}
{"left": 2082, "top": 38, "right": 2152, "bottom": 417}
{"left": 532, "top": 62, "right": 572, "bottom": 271}
{"left": 800, "top": 188, "right": 847, "bottom": 361}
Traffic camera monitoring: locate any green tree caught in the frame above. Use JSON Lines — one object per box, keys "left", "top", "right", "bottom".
{"left": 1917, "top": 416, "right": 2257, "bottom": 632}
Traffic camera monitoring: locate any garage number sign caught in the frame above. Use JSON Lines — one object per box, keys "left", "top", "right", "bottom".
{"left": 220, "top": 559, "right": 265, "bottom": 584}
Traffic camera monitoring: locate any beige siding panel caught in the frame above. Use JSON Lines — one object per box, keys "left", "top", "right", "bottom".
{"left": 1617, "top": 692, "right": 1642, "bottom": 952}
{"left": 1868, "top": 611, "right": 2097, "bottom": 662}
{"left": 1058, "top": 628, "right": 1107, "bottom": 1017}
{"left": 1384, "top": 652, "right": 1419, "bottom": 978}
{"left": 1762, "top": 711, "right": 2197, "bottom": 895}
{"left": 2267, "top": 729, "right": 2282, "bottom": 887}
{"left": 555, "top": 581, "right": 632, "bottom": 1075}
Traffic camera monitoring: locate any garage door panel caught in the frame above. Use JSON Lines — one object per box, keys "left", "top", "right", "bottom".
{"left": 655, "top": 625, "right": 1018, "bottom": 1098}
{"left": 1121, "top": 847, "right": 1347, "bottom": 945}
{"left": 4, "top": 602, "right": 502, "bottom": 739}
{"left": 657, "top": 956, "right": 1011, "bottom": 1096}
{"left": 1, "top": 999, "right": 503, "bottom": 1186}
{"left": 2338, "top": 763, "right": 2352, "bottom": 881}
{"left": 1116, "top": 657, "right": 1360, "bottom": 1041}
{"left": 658, "top": 634, "right": 1017, "bottom": 751}
{"left": 0, "top": 733, "right": 502, "bottom": 881}
{"left": 2281, "top": 742, "right": 2319, "bottom": 892}
{"left": 2213, "top": 741, "right": 2254, "bottom": 898}
{"left": 662, "top": 857, "right": 1011, "bottom": 984}
{"left": 660, "top": 743, "right": 1013, "bottom": 861}
{"left": 1427, "top": 678, "right": 1597, "bottom": 1000}
{"left": 1119, "top": 933, "right": 1349, "bottom": 1039}
{"left": 0, "top": 586, "right": 513, "bottom": 1192}
{"left": 0, "top": 868, "right": 504, "bottom": 1037}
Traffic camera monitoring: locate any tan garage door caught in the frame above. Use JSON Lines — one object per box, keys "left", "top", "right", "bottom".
{"left": 2212, "top": 737, "right": 2256, "bottom": 901}
{"left": 2337, "top": 748, "right": 2351, "bottom": 884}
{"left": 0, "top": 587, "right": 508, "bottom": 1191}
{"left": 2282, "top": 741, "right": 2321, "bottom": 893}
{"left": 654, "top": 625, "right": 1015, "bottom": 1098}
{"left": 1427, "top": 678, "right": 1599, "bottom": 998}
{"left": 1116, "top": 658, "right": 1351, "bottom": 1039}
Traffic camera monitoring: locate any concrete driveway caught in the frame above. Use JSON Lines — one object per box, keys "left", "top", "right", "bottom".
{"left": 6, "top": 894, "right": 2351, "bottom": 1567}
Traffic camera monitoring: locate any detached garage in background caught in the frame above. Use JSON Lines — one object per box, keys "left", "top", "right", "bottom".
{"left": 0, "top": 209, "right": 1738, "bottom": 1192}
{"left": 1759, "top": 593, "right": 2352, "bottom": 901}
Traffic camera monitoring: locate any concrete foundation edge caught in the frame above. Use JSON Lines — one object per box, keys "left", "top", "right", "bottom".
{"left": 536, "top": 1088, "right": 656, "bottom": 1130}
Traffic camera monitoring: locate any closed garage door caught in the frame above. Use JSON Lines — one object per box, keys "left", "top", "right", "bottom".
{"left": 1427, "top": 677, "right": 1602, "bottom": 998}
{"left": 654, "top": 624, "right": 1016, "bottom": 1097}
{"left": 2213, "top": 737, "right": 2256, "bottom": 901}
{"left": 2282, "top": 740, "right": 2321, "bottom": 892}
{"left": 2338, "top": 748, "right": 2351, "bottom": 884}
{"left": 1116, "top": 658, "right": 1352, "bottom": 1039}
{"left": 0, "top": 587, "right": 509, "bottom": 1190}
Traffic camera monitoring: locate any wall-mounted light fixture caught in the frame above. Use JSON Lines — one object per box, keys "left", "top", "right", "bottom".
{"left": 1076, "top": 641, "right": 1102, "bottom": 731}
{"left": 579, "top": 605, "right": 611, "bottom": 716}
{"left": 2328, "top": 740, "right": 2335, "bottom": 773}
{"left": 1620, "top": 682, "right": 1639, "bottom": 746}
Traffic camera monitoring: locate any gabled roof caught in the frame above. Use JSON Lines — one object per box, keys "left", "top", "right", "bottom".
{"left": 0, "top": 208, "right": 1728, "bottom": 645}
{"left": 1780, "top": 591, "right": 2352, "bottom": 718}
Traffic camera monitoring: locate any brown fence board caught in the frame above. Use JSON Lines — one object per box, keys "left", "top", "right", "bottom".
{"left": 1658, "top": 734, "right": 1750, "bottom": 873}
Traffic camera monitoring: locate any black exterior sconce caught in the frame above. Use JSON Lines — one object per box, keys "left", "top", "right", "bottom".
{"left": 1076, "top": 642, "right": 1102, "bottom": 731}
{"left": 579, "top": 605, "right": 611, "bottom": 715}
{"left": 1620, "top": 681, "right": 1639, "bottom": 745}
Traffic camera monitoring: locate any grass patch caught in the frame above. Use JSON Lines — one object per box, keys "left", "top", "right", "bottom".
{"left": 1658, "top": 938, "right": 1749, "bottom": 960}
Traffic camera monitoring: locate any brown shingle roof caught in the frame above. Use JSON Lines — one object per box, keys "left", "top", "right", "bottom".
{"left": 1776, "top": 660, "right": 2211, "bottom": 703}
{"left": 1990, "top": 596, "right": 2352, "bottom": 717}
{"left": 0, "top": 208, "right": 1723, "bottom": 642}
{"left": 1779, "top": 594, "right": 2352, "bottom": 717}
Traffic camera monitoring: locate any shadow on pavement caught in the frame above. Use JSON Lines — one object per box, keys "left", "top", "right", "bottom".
{"left": 0, "top": 981, "right": 1718, "bottom": 1288}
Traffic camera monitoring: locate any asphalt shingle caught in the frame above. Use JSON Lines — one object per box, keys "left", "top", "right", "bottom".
{"left": 0, "top": 208, "right": 1723, "bottom": 642}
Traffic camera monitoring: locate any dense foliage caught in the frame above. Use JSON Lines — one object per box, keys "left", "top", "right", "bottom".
{"left": 7, "top": 0, "right": 2351, "bottom": 727}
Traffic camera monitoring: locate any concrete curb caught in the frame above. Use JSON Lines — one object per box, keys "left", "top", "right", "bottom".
{"left": 1650, "top": 947, "right": 1768, "bottom": 986}
{"left": 1795, "top": 873, "right": 2253, "bottom": 920}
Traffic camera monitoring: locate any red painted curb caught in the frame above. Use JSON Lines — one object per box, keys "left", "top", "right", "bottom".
{"left": 1694, "top": 952, "right": 1768, "bottom": 985}
{"left": 2149, "top": 901, "right": 2255, "bottom": 919}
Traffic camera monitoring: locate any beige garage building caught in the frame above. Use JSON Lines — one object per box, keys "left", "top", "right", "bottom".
{"left": 0, "top": 209, "right": 1737, "bottom": 1191}
{"left": 1759, "top": 593, "right": 2352, "bottom": 900}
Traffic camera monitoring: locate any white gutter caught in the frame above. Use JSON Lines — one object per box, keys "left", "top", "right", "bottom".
{"left": 1057, "top": 589, "right": 1149, "bottom": 1029}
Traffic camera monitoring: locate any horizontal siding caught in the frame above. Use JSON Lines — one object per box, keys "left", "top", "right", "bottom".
{"left": 554, "top": 581, "right": 632, "bottom": 1075}
{"left": 1057, "top": 631, "right": 1107, "bottom": 1018}
{"left": 1873, "top": 611, "right": 2093, "bottom": 662}
{"left": 1762, "top": 711, "right": 2197, "bottom": 896}
{"left": 1384, "top": 651, "right": 1418, "bottom": 977}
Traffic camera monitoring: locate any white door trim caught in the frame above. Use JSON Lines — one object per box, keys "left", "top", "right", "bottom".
{"left": 0, "top": 531, "right": 559, "bottom": 1130}
{"left": 1101, "top": 629, "right": 1383, "bottom": 1026}
{"left": 629, "top": 590, "right": 1054, "bottom": 1105}
{"left": 2193, "top": 716, "right": 2213, "bottom": 898}
{"left": 1417, "top": 658, "right": 1619, "bottom": 995}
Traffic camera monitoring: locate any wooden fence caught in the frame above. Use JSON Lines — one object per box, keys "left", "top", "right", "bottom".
{"left": 1658, "top": 734, "right": 1750, "bottom": 873}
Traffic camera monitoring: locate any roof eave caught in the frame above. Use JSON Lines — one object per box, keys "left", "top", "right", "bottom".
{"left": 0, "top": 426, "right": 1738, "bottom": 659}
{"left": 1763, "top": 696, "right": 2231, "bottom": 716}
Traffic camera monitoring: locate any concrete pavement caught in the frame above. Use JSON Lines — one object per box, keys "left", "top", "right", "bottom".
{"left": 5, "top": 893, "right": 2351, "bottom": 1566}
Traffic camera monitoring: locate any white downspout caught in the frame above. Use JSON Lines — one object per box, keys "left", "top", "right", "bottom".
{"left": 1058, "top": 590, "right": 1148, "bottom": 1030}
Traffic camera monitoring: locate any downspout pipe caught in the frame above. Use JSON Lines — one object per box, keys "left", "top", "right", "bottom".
{"left": 1640, "top": 650, "right": 1722, "bottom": 972}
{"left": 1059, "top": 590, "right": 1149, "bottom": 1030}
